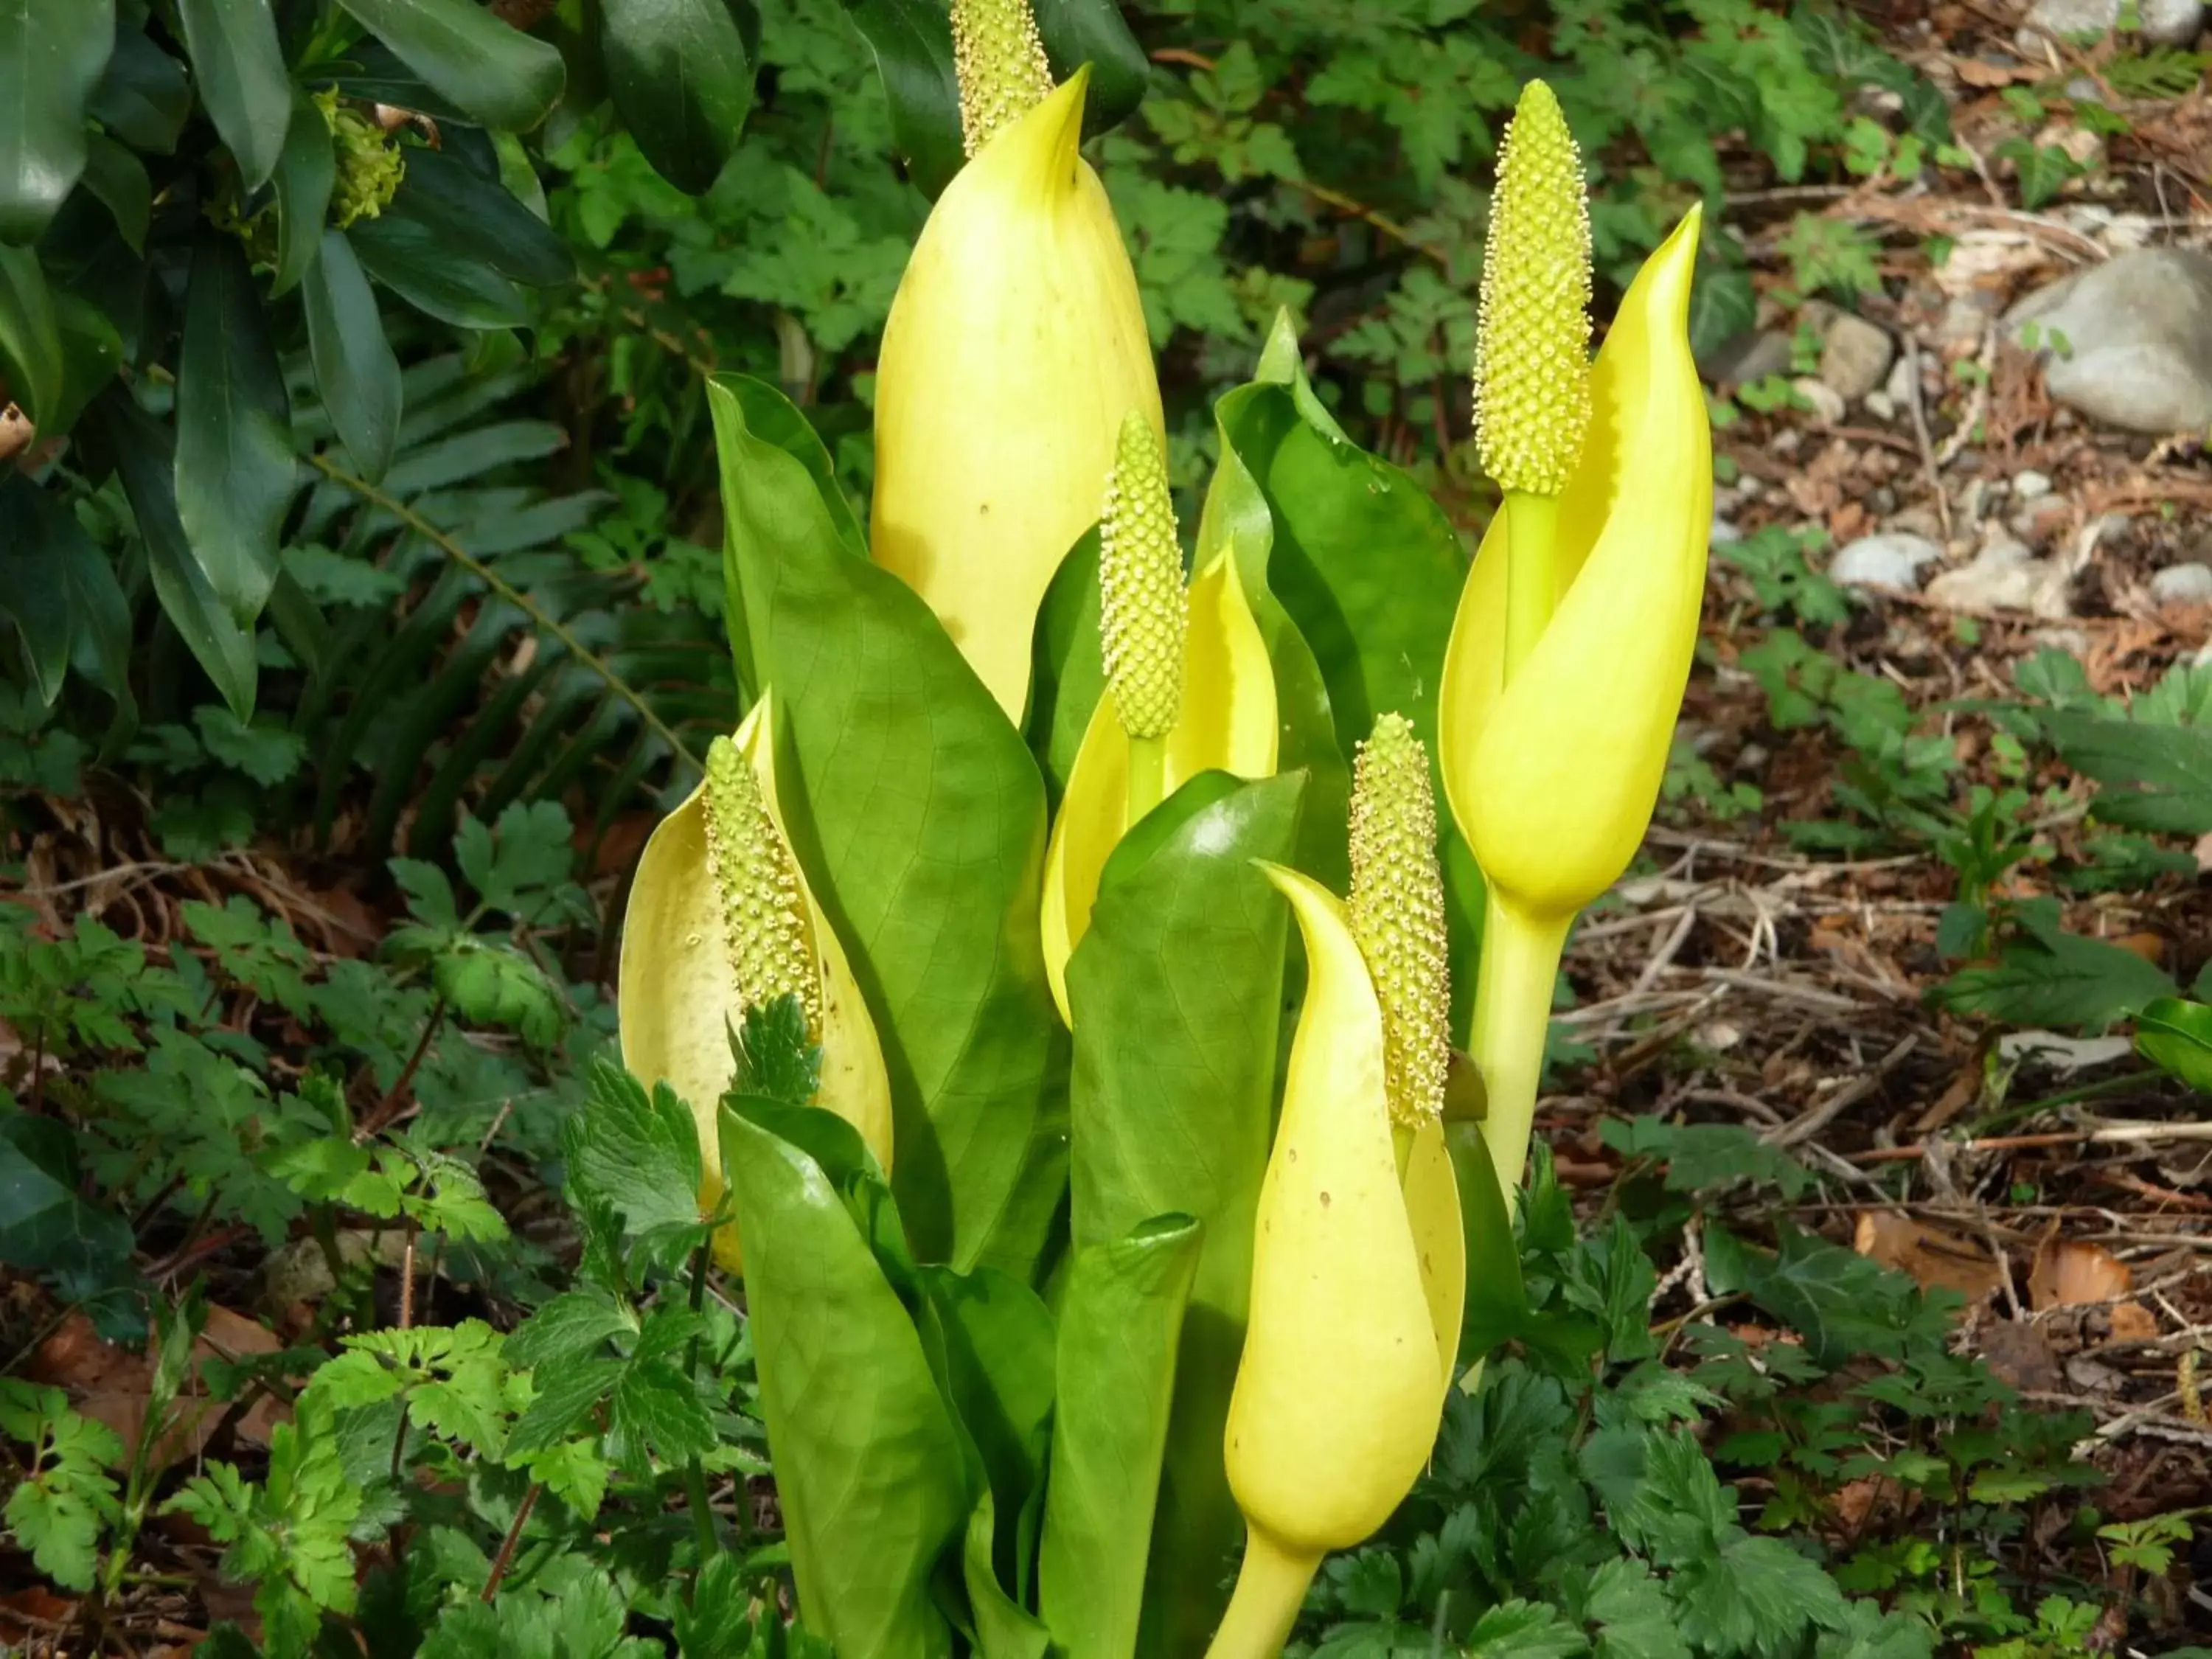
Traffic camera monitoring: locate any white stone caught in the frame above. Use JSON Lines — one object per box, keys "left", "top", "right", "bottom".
{"left": 1818, "top": 312, "right": 1896, "bottom": 403}
{"left": 2018, "top": 0, "right": 2203, "bottom": 47}
{"left": 1829, "top": 531, "right": 1942, "bottom": 591}
{"left": 1924, "top": 529, "right": 2072, "bottom": 616}
{"left": 1883, "top": 353, "right": 1919, "bottom": 406}
{"left": 1865, "top": 390, "right": 1896, "bottom": 421}
{"left": 1711, "top": 513, "right": 1742, "bottom": 546}
{"left": 1793, "top": 377, "right": 1847, "bottom": 426}
{"left": 2007, "top": 247, "right": 2212, "bottom": 434}
{"left": 2013, "top": 470, "right": 2053, "bottom": 500}
{"left": 2150, "top": 561, "right": 2212, "bottom": 605}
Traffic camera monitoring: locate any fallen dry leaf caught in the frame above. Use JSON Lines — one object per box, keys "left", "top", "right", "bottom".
{"left": 2027, "top": 1235, "right": 2134, "bottom": 1310}
{"left": 2194, "top": 831, "right": 2212, "bottom": 875}
{"left": 31, "top": 1306, "right": 293, "bottom": 1472}
{"left": 2110, "top": 932, "right": 2167, "bottom": 967}
{"left": 2107, "top": 1301, "right": 2160, "bottom": 1342}
{"left": 1955, "top": 56, "right": 2037, "bottom": 87}
{"left": 1854, "top": 1210, "right": 2004, "bottom": 1301}
{"left": 1978, "top": 1319, "right": 2065, "bottom": 1392}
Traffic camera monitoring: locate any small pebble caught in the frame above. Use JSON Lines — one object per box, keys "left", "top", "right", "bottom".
{"left": 1829, "top": 530, "right": 1943, "bottom": 592}
{"left": 2013, "top": 470, "right": 2053, "bottom": 501}
{"left": 1864, "top": 390, "right": 1896, "bottom": 421}
{"left": 1792, "top": 378, "right": 1847, "bottom": 426}
{"left": 2150, "top": 562, "right": 2212, "bottom": 606}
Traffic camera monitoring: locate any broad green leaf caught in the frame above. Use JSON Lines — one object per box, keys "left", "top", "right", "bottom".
{"left": 563, "top": 1062, "right": 703, "bottom": 1239}
{"left": 0, "top": 0, "right": 114, "bottom": 245}
{"left": 269, "top": 91, "right": 335, "bottom": 297}
{"left": 2045, "top": 709, "right": 2212, "bottom": 835}
{"left": 87, "top": 26, "right": 190, "bottom": 155}
{"left": 78, "top": 134, "right": 149, "bottom": 255}
{"left": 2137, "top": 997, "right": 2212, "bottom": 1093}
{"left": 44, "top": 291, "right": 124, "bottom": 440}
{"left": 0, "top": 473, "right": 130, "bottom": 713}
{"left": 1933, "top": 900, "right": 2175, "bottom": 1032}
{"left": 351, "top": 198, "right": 531, "bottom": 330}
{"left": 839, "top": 0, "right": 1149, "bottom": 200}
{"left": 919, "top": 1264, "right": 1055, "bottom": 1568}
{"left": 599, "top": 0, "right": 759, "bottom": 194}
{"left": 709, "top": 372, "right": 1065, "bottom": 1277}
{"left": 92, "top": 392, "right": 258, "bottom": 717}
{"left": 1065, "top": 771, "right": 1303, "bottom": 1659}
{"left": 721, "top": 1101, "right": 967, "bottom": 1659}
{"left": 176, "top": 238, "right": 296, "bottom": 630}
{"left": 304, "top": 229, "right": 403, "bottom": 482}
{"left": 176, "top": 0, "right": 293, "bottom": 189}
{"left": 0, "top": 1121, "right": 135, "bottom": 1276}
{"left": 380, "top": 147, "right": 574, "bottom": 288}
{"left": 1449, "top": 1121, "right": 1531, "bottom": 1361}
{"left": 1703, "top": 1223, "right": 1954, "bottom": 1368}
{"left": 964, "top": 1491, "right": 1052, "bottom": 1659}
{"left": 338, "top": 0, "right": 566, "bottom": 133}
{"left": 1025, "top": 524, "right": 1104, "bottom": 810}
{"left": 0, "top": 243, "right": 62, "bottom": 426}
{"left": 1039, "top": 1214, "right": 1203, "bottom": 1659}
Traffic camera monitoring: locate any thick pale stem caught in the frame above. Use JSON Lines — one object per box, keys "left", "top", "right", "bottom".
{"left": 1466, "top": 894, "right": 1571, "bottom": 1218}
{"left": 1126, "top": 733, "right": 1168, "bottom": 824}
{"left": 1500, "top": 489, "right": 1560, "bottom": 682}
{"left": 1206, "top": 1529, "right": 1319, "bottom": 1659}
{"left": 1392, "top": 1122, "right": 1415, "bottom": 1182}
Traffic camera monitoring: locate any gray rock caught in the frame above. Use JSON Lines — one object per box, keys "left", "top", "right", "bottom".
{"left": 2007, "top": 248, "right": 2212, "bottom": 433}
{"left": 1703, "top": 329, "right": 1794, "bottom": 387}
{"left": 2017, "top": 0, "right": 2202, "bottom": 47}
{"left": 2150, "top": 561, "right": 2212, "bottom": 605}
{"left": 1818, "top": 313, "right": 1896, "bottom": 402}
{"left": 1938, "top": 292, "right": 2000, "bottom": 349}
{"left": 1830, "top": 531, "right": 1942, "bottom": 591}
{"left": 1864, "top": 389, "right": 1897, "bottom": 420}
{"left": 1924, "top": 529, "right": 2071, "bottom": 616}
{"left": 2013, "top": 470, "right": 2053, "bottom": 500}
{"left": 1711, "top": 512, "right": 1742, "bottom": 546}
{"left": 1793, "top": 377, "right": 1847, "bottom": 426}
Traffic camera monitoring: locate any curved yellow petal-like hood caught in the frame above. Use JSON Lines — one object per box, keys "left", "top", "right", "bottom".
{"left": 1225, "top": 866, "right": 1449, "bottom": 1557}
{"left": 618, "top": 695, "right": 894, "bottom": 1271}
{"left": 1439, "top": 206, "right": 1711, "bottom": 921}
{"left": 871, "top": 69, "right": 1164, "bottom": 723}
{"left": 1041, "top": 551, "right": 1279, "bottom": 1023}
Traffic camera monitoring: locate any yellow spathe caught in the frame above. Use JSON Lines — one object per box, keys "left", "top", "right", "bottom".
{"left": 618, "top": 692, "right": 894, "bottom": 1271}
{"left": 870, "top": 69, "right": 1163, "bottom": 723}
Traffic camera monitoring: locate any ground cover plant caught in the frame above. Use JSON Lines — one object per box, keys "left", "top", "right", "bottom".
{"left": 6, "top": 0, "right": 2212, "bottom": 1655}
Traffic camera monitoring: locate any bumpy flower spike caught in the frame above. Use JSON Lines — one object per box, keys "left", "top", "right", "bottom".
{"left": 700, "top": 734, "right": 821, "bottom": 1036}
{"left": 951, "top": 0, "right": 1056, "bottom": 156}
{"left": 1472, "top": 80, "right": 1593, "bottom": 498}
{"left": 1098, "top": 409, "right": 1188, "bottom": 745}
{"left": 1347, "top": 714, "right": 1450, "bottom": 1147}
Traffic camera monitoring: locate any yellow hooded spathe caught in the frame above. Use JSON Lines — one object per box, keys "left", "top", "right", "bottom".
{"left": 1439, "top": 206, "right": 1711, "bottom": 920}
{"left": 618, "top": 694, "right": 895, "bottom": 1270}
{"left": 871, "top": 69, "right": 1164, "bottom": 723}
{"left": 1041, "top": 551, "right": 1279, "bottom": 1023}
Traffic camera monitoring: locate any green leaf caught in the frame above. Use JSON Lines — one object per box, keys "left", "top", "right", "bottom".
{"left": 1933, "top": 900, "right": 2175, "bottom": 1032}
{"left": 2045, "top": 709, "right": 2212, "bottom": 835}
{"left": 1467, "top": 1601, "right": 1591, "bottom": 1659}
{"left": 78, "top": 133, "right": 149, "bottom": 255}
{"left": 1703, "top": 1223, "right": 1954, "bottom": 1368}
{"left": 338, "top": 0, "right": 566, "bottom": 133}
{"left": 305, "top": 229, "right": 403, "bottom": 482}
{"left": 599, "top": 0, "right": 759, "bottom": 194}
{"left": 175, "top": 237, "right": 296, "bottom": 629}
{"left": 0, "top": 243, "right": 62, "bottom": 426}
{"left": 380, "top": 146, "right": 574, "bottom": 288}
{"left": 0, "top": 0, "right": 114, "bottom": 245}
{"left": 733, "top": 994, "right": 826, "bottom": 1107}
{"left": 1025, "top": 524, "right": 1104, "bottom": 807}
{"left": 350, "top": 195, "right": 530, "bottom": 329}
{"left": 91, "top": 391, "right": 259, "bottom": 717}
{"left": 0, "top": 1124, "right": 135, "bottom": 1276}
{"left": 1065, "top": 771, "right": 1303, "bottom": 1658}
{"left": 720, "top": 1099, "right": 968, "bottom": 1659}
{"left": 709, "top": 372, "right": 1064, "bottom": 1276}
{"left": 1039, "top": 1214, "right": 1203, "bottom": 1659}
{"left": 175, "top": 0, "right": 293, "bottom": 189}
{"left": 269, "top": 91, "right": 335, "bottom": 298}
{"left": 2136, "top": 997, "right": 2212, "bottom": 1093}
{"left": 87, "top": 25, "right": 189, "bottom": 154}
{"left": 963, "top": 1489, "right": 1053, "bottom": 1659}
{"left": 563, "top": 1061, "right": 705, "bottom": 1238}
{"left": 0, "top": 473, "right": 131, "bottom": 713}
{"left": 919, "top": 1262, "right": 1056, "bottom": 1551}
{"left": 839, "top": 0, "right": 1149, "bottom": 200}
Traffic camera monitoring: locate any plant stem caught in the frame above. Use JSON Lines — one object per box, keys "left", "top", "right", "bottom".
{"left": 1205, "top": 1530, "right": 1318, "bottom": 1659}
{"left": 1500, "top": 490, "right": 1561, "bottom": 681}
{"left": 482, "top": 1483, "right": 542, "bottom": 1602}
{"left": 685, "top": 1242, "right": 720, "bottom": 1581}
{"left": 1126, "top": 733, "right": 1168, "bottom": 824}
{"left": 1465, "top": 896, "right": 1571, "bottom": 1220}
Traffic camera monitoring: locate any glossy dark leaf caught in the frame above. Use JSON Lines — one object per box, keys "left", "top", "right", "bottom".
{"left": 337, "top": 0, "right": 566, "bottom": 133}
{"left": 0, "top": 471, "right": 131, "bottom": 713}
{"left": 77, "top": 133, "right": 149, "bottom": 254}
{"left": 919, "top": 1263, "right": 1055, "bottom": 1566}
{"left": 270, "top": 91, "right": 335, "bottom": 297}
{"left": 380, "top": 145, "right": 574, "bottom": 288}
{"left": 1065, "top": 771, "right": 1304, "bottom": 1658}
{"left": 840, "top": 0, "right": 1147, "bottom": 200}
{"left": 87, "top": 25, "right": 191, "bottom": 154}
{"left": 0, "top": 243, "right": 63, "bottom": 426}
{"left": 350, "top": 203, "right": 529, "bottom": 330}
{"left": 93, "top": 392, "right": 258, "bottom": 717}
{"left": 44, "top": 291, "right": 124, "bottom": 439}
{"left": 175, "top": 237, "right": 296, "bottom": 628}
{"left": 721, "top": 1100, "right": 967, "bottom": 1659}
{"left": 2135, "top": 997, "right": 2212, "bottom": 1093}
{"left": 599, "top": 0, "right": 759, "bottom": 194}
{"left": 709, "top": 373, "right": 1066, "bottom": 1277}
{"left": 176, "top": 0, "right": 293, "bottom": 189}
{"left": 1039, "top": 1215, "right": 1203, "bottom": 1659}
{"left": 0, "top": 0, "right": 114, "bottom": 245}
{"left": 304, "top": 229, "right": 402, "bottom": 482}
